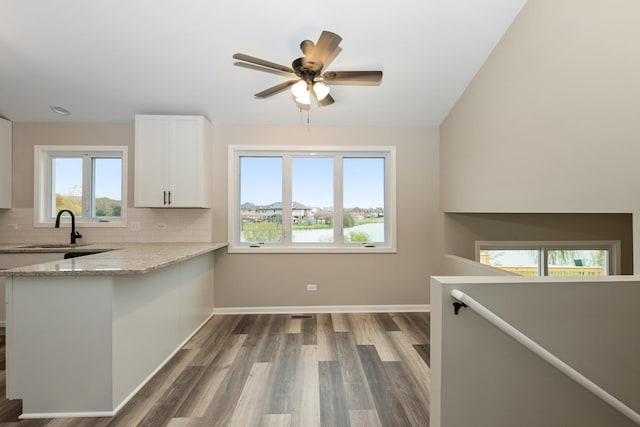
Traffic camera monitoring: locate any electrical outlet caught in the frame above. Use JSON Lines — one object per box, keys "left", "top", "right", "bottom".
{"left": 157, "top": 223, "right": 167, "bottom": 229}
{"left": 306, "top": 284, "right": 317, "bottom": 291}
{"left": 130, "top": 221, "right": 141, "bottom": 231}
{"left": 7, "top": 223, "right": 18, "bottom": 230}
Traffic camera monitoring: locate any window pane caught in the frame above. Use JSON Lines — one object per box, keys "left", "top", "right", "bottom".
{"left": 479, "top": 249, "right": 540, "bottom": 276}
{"left": 240, "top": 157, "right": 283, "bottom": 243}
{"left": 92, "top": 158, "right": 122, "bottom": 218}
{"left": 343, "top": 158, "right": 385, "bottom": 243}
{"left": 292, "top": 157, "right": 334, "bottom": 243}
{"left": 547, "top": 249, "right": 609, "bottom": 276}
{"left": 53, "top": 157, "right": 83, "bottom": 217}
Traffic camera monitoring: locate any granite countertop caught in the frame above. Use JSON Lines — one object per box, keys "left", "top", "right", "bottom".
{"left": 0, "top": 242, "right": 228, "bottom": 276}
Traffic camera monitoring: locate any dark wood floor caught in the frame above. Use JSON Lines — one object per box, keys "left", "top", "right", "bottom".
{"left": 0, "top": 312, "right": 431, "bottom": 427}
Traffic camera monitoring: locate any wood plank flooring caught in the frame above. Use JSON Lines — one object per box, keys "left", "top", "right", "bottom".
{"left": 0, "top": 312, "right": 430, "bottom": 427}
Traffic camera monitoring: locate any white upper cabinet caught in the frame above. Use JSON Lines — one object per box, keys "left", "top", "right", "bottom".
{"left": 134, "top": 115, "right": 211, "bottom": 208}
{"left": 0, "top": 118, "right": 12, "bottom": 209}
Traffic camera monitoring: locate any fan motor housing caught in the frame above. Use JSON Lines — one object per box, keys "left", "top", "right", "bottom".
{"left": 292, "top": 57, "right": 323, "bottom": 82}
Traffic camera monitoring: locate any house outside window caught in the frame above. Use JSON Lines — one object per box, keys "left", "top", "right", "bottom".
{"left": 229, "top": 145, "right": 396, "bottom": 253}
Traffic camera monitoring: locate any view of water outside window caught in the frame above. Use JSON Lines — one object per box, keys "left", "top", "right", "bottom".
{"left": 480, "top": 248, "right": 609, "bottom": 276}
{"left": 53, "top": 156, "right": 122, "bottom": 219}
{"left": 239, "top": 156, "right": 385, "bottom": 244}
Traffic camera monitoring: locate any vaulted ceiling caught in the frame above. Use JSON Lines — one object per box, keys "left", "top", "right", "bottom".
{"left": 0, "top": 0, "right": 527, "bottom": 126}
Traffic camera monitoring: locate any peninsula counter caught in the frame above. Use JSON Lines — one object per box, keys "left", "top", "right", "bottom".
{"left": 0, "top": 242, "right": 227, "bottom": 419}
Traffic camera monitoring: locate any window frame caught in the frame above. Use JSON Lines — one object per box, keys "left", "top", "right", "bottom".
{"left": 34, "top": 145, "right": 128, "bottom": 228}
{"left": 475, "top": 240, "right": 621, "bottom": 276}
{"left": 228, "top": 145, "right": 397, "bottom": 253}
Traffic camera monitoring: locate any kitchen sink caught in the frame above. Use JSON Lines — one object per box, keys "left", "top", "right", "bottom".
{"left": 63, "top": 251, "right": 103, "bottom": 259}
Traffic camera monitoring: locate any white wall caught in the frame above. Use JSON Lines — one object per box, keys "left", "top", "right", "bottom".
{"left": 440, "top": 0, "right": 640, "bottom": 213}
{"left": 440, "top": 0, "right": 640, "bottom": 269}
{"left": 440, "top": 254, "right": 514, "bottom": 276}
{"left": 435, "top": 3, "right": 640, "bottom": 423}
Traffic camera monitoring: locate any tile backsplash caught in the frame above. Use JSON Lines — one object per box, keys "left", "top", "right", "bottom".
{"left": 0, "top": 208, "right": 214, "bottom": 244}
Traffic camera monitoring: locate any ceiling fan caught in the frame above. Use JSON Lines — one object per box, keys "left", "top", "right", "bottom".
{"left": 233, "top": 31, "right": 383, "bottom": 107}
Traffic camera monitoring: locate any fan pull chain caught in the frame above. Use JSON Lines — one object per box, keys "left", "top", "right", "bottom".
{"left": 299, "top": 108, "right": 311, "bottom": 130}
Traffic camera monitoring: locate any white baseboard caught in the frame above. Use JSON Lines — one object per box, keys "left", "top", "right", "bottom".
{"left": 212, "top": 304, "right": 430, "bottom": 315}
{"left": 20, "top": 410, "right": 116, "bottom": 420}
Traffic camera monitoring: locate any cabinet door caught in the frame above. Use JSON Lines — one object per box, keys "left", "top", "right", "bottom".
{"left": 168, "top": 117, "right": 206, "bottom": 207}
{"left": 0, "top": 119, "right": 12, "bottom": 209}
{"left": 134, "top": 117, "right": 169, "bottom": 207}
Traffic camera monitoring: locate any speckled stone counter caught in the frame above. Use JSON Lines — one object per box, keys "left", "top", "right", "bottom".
{"left": 0, "top": 242, "right": 227, "bottom": 276}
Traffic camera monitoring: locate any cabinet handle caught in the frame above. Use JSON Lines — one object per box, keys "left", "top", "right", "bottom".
{"left": 168, "top": 191, "right": 172, "bottom": 205}
{"left": 163, "top": 191, "right": 167, "bottom": 205}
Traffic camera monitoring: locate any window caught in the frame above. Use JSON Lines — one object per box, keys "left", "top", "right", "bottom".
{"left": 476, "top": 241, "right": 620, "bottom": 276}
{"left": 34, "top": 145, "right": 128, "bottom": 227}
{"left": 229, "top": 145, "right": 396, "bottom": 253}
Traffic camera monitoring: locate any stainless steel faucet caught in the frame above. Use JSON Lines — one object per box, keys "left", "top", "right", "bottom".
{"left": 55, "top": 209, "right": 82, "bottom": 245}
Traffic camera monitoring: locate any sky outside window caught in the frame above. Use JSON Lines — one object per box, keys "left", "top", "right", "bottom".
{"left": 240, "top": 156, "right": 282, "bottom": 205}
{"left": 53, "top": 157, "right": 83, "bottom": 216}
{"left": 92, "top": 158, "right": 122, "bottom": 200}
{"left": 53, "top": 157, "right": 122, "bottom": 200}
{"left": 93, "top": 158, "right": 122, "bottom": 217}
{"left": 240, "top": 156, "right": 384, "bottom": 209}
{"left": 292, "top": 157, "right": 333, "bottom": 208}
{"left": 343, "top": 158, "right": 384, "bottom": 209}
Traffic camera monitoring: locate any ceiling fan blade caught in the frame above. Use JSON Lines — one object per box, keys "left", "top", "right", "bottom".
{"left": 308, "top": 31, "right": 342, "bottom": 68}
{"left": 317, "top": 93, "right": 335, "bottom": 107}
{"left": 233, "top": 53, "right": 294, "bottom": 74}
{"left": 234, "top": 61, "right": 297, "bottom": 79}
{"left": 322, "top": 70, "right": 383, "bottom": 84}
{"left": 254, "top": 80, "right": 299, "bottom": 98}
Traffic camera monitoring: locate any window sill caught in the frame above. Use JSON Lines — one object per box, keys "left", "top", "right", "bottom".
{"left": 34, "top": 220, "right": 127, "bottom": 229}
{"left": 228, "top": 245, "right": 397, "bottom": 254}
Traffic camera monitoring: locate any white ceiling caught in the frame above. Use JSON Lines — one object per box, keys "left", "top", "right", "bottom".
{"left": 0, "top": 0, "right": 527, "bottom": 126}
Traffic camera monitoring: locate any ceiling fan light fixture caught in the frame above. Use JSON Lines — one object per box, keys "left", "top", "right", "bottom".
{"left": 312, "top": 82, "right": 330, "bottom": 101}
{"left": 296, "top": 90, "right": 311, "bottom": 105}
{"left": 291, "top": 80, "right": 308, "bottom": 99}
{"left": 234, "top": 31, "right": 382, "bottom": 108}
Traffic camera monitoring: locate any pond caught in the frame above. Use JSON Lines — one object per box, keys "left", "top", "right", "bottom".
{"left": 292, "top": 222, "right": 385, "bottom": 243}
